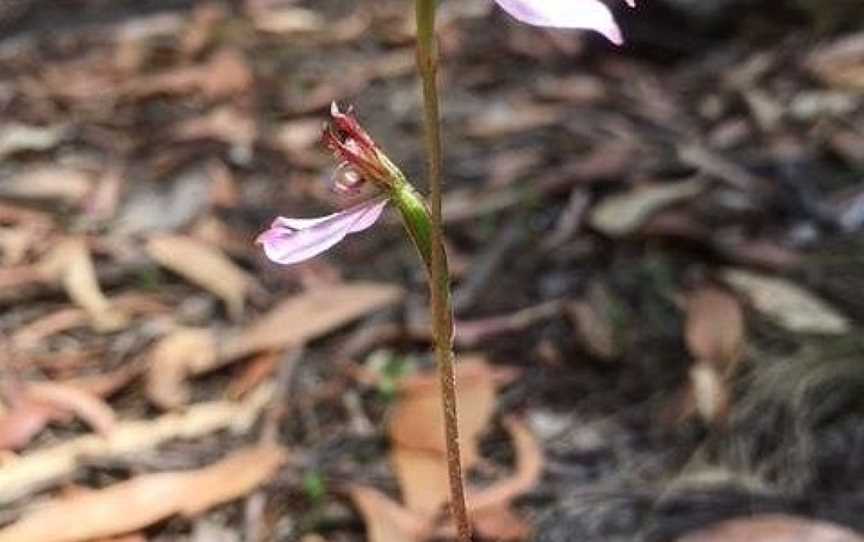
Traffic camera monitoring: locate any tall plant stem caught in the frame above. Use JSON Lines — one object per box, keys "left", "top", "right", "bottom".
{"left": 415, "top": 1, "right": 471, "bottom": 540}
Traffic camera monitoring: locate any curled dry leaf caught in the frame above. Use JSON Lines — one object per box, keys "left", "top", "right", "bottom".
{"left": 722, "top": 269, "right": 850, "bottom": 335}
{"left": 389, "top": 358, "right": 512, "bottom": 516}
{"left": 37, "top": 237, "right": 128, "bottom": 332}
{"left": 146, "top": 235, "right": 258, "bottom": 321}
{"left": 0, "top": 445, "right": 286, "bottom": 542}
{"left": 676, "top": 514, "right": 864, "bottom": 542}
{"left": 350, "top": 486, "right": 430, "bottom": 542}
{"left": 146, "top": 328, "right": 218, "bottom": 410}
{"left": 589, "top": 178, "right": 708, "bottom": 237}
{"left": 684, "top": 286, "right": 745, "bottom": 371}
{"left": 26, "top": 382, "right": 116, "bottom": 435}
{"left": 0, "top": 383, "right": 274, "bottom": 505}
{"left": 0, "top": 382, "right": 115, "bottom": 450}
{"left": 463, "top": 419, "right": 543, "bottom": 541}
{"left": 0, "top": 403, "right": 63, "bottom": 451}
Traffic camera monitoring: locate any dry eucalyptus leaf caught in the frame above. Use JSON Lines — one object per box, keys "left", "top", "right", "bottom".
{"left": 589, "top": 178, "right": 708, "bottom": 237}
{"left": 222, "top": 282, "right": 403, "bottom": 360}
{"left": 722, "top": 269, "right": 850, "bottom": 335}
{"left": 0, "top": 403, "right": 61, "bottom": 450}
{"left": 145, "top": 328, "right": 218, "bottom": 410}
{"left": 249, "top": 6, "right": 324, "bottom": 34}
{"left": 146, "top": 235, "right": 257, "bottom": 321}
{"left": 466, "top": 419, "right": 542, "bottom": 541}
{"left": 0, "top": 123, "right": 68, "bottom": 159}
{"left": 27, "top": 382, "right": 116, "bottom": 435}
{"left": 677, "top": 514, "right": 864, "bottom": 542}
{"left": 389, "top": 358, "right": 500, "bottom": 516}
{"left": 687, "top": 362, "right": 729, "bottom": 424}
{"left": 685, "top": 286, "right": 745, "bottom": 370}
{"left": 350, "top": 486, "right": 430, "bottom": 542}
{"left": 38, "top": 238, "right": 128, "bottom": 332}
{"left": 0, "top": 167, "right": 92, "bottom": 205}
{"left": 0, "top": 445, "right": 286, "bottom": 542}
{"left": 0, "top": 384, "right": 274, "bottom": 505}
{"left": 807, "top": 32, "right": 864, "bottom": 92}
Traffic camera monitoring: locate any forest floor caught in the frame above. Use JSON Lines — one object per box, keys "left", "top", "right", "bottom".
{"left": 1, "top": 1, "right": 864, "bottom": 541}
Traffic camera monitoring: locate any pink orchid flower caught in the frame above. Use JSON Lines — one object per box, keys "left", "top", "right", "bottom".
{"left": 257, "top": 195, "right": 389, "bottom": 265}
{"left": 494, "top": 0, "right": 635, "bottom": 45}
{"left": 257, "top": 104, "right": 398, "bottom": 265}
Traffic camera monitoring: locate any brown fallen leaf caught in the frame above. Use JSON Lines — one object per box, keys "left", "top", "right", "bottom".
{"left": 676, "top": 514, "right": 864, "bottom": 542}
{"left": 350, "top": 486, "right": 431, "bottom": 542}
{"left": 0, "top": 445, "right": 286, "bottom": 542}
{"left": 37, "top": 238, "right": 128, "bottom": 332}
{"left": 132, "top": 48, "right": 252, "bottom": 100}
{"left": 389, "top": 358, "right": 507, "bottom": 516}
{"left": 686, "top": 362, "right": 729, "bottom": 425}
{"left": 807, "top": 32, "right": 864, "bottom": 92}
{"left": 146, "top": 235, "right": 258, "bottom": 321}
{"left": 26, "top": 382, "right": 116, "bottom": 435}
{"left": 464, "top": 419, "right": 543, "bottom": 541}
{"left": 567, "top": 281, "right": 621, "bottom": 361}
{"left": 13, "top": 293, "right": 169, "bottom": 350}
{"left": 248, "top": 6, "right": 324, "bottom": 34}
{"left": 174, "top": 106, "right": 257, "bottom": 160}
{"left": 0, "top": 402, "right": 64, "bottom": 450}
{"left": 222, "top": 282, "right": 403, "bottom": 360}
{"left": 684, "top": 286, "right": 745, "bottom": 371}
{"left": 0, "top": 123, "right": 68, "bottom": 159}
{"left": 0, "top": 384, "right": 274, "bottom": 505}
{"left": 722, "top": 269, "right": 850, "bottom": 335}
{"left": 589, "top": 178, "right": 708, "bottom": 237}
{"left": 0, "top": 167, "right": 92, "bottom": 205}
{"left": 146, "top": 328, "right": 218, "bottom": 410}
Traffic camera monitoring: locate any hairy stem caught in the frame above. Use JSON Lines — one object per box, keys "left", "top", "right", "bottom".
{"left": 414, "top": 1, "right": 471, "bottom": 540}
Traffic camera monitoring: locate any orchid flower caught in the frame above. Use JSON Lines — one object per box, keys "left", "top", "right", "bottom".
{"left": 257, "top": 104, "right": 432, "bottom": 267}
{"left": 493, "top": 0, "right": 635, "bottom": 45}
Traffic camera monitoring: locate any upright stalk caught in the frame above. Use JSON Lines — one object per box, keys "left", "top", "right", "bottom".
{"left": 414, "top": 1, "right": 471, "bottom": 540}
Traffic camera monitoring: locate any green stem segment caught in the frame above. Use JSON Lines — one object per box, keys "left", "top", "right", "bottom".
{"left": 412, "top": 1, "right": 472, "bottom": 541}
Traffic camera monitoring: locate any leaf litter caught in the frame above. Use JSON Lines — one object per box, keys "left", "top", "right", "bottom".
{"left": 2, "top": 0, "right": 864, "bottom": 540}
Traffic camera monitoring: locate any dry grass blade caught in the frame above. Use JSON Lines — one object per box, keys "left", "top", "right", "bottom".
{"left": 0, "top": 445, "right": 286, "bottom": 542}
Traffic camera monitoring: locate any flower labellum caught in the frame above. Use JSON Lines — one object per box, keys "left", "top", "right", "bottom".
{"left": 493, "top": 0, "right": 635, "bottom": 45}
{"left": 256, "top": 196, "right": 389, "bottom": 265}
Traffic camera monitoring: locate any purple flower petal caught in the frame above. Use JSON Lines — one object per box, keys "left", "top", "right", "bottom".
{"left": 494, "top": 0, "right": 624, "bottom": 45}
{"left": 257, "top": 196, "right": 388, "bottom": 265}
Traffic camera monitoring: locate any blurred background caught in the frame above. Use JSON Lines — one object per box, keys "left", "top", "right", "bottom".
{"left": 1, "top": 0, "right": 864, "bottom": 540}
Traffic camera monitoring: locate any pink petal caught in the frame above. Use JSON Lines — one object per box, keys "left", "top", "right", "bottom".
{"left": 493, "top": 0, "right": 624, "bottom": 45}
{"left": 257, "top": 196, "right": 388, "bottom": 265}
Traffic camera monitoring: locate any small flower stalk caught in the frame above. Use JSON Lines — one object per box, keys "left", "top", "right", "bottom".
{"left": 258, "top": 2, "right": 636, "bottom": 539}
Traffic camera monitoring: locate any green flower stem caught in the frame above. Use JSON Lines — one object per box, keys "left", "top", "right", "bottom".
{"left": 413, "top": 1, "right": 471, "bottom": 541}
